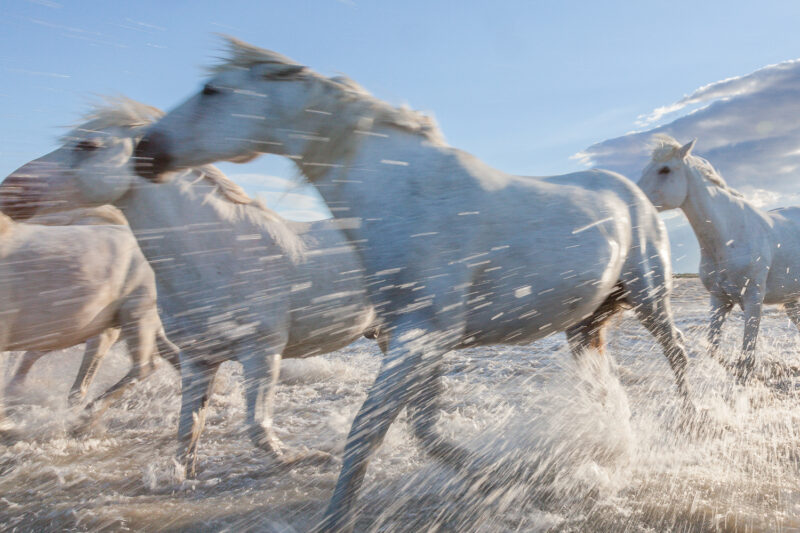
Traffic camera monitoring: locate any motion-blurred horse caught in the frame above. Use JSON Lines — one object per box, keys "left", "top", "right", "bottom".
{"left": 0, "top": 97, "right": 384, "bottom": 474}
{"left": 638, "top": 135, "right": 800, "bottom": 380}
{"left": 0, "top": 206, "right": 179, "bottom": 440}
{"left": 4, "top": 206, "right": 178, "bottom": 406}
{"left": 134, "top": 37, "right": 697, "bottom": 531}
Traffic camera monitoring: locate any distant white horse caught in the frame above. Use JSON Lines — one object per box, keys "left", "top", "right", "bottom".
{"left": 134, "top": 37, "right": 698, "bottom": 531}
{"left": 4, "top": 206, "right": 179, "bottom": 406}
{"left": 638, "top": 135, "right": 800, "bottom": 379}
{"left": 0, "top": 206, "right": 179, "bottom": 440}
{"left": 0, "top": 97, "right": 384, "bottom": 473}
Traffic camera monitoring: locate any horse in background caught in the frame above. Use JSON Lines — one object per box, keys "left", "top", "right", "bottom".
{"left": 638, "top": 135, "right": 800, "bottom": 380}
{"left": 133, "top": 37, "right": 698, "bottom": 531}
{"left": 0, "top": 97, "right": 385, "bottom": 474}
{"left": 0, "top": 206, "right": 180, "bottom": 440}
{"left": 4, "top": 206, "right": 179, "bottom": 406}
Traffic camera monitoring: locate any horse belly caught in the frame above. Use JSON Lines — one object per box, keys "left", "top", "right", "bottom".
{"left": 282, "top": 291, "right": 374, "bottom": 358}
{"left": 461, "top": 244, "right": 623, "bottom": 346}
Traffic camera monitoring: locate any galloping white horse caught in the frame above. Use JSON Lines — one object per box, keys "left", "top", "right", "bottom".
{"left": 134, "top": 38, "right": 698, "bottom": 530}
{"left": 0, "top": 97, "right": 383, "bottom": 473}
{"left": 638, "top": 135, "right": 800, "bottom": 379}
{"left": 4, "top": 206, "right": 179, "bottom": 406}
{"left": 0, "top": 206, "right": 179, "bottom": 439}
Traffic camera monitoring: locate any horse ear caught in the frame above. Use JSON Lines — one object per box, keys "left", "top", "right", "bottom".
{"left": 678, "top": 139, "right": 696, "bottom": 159}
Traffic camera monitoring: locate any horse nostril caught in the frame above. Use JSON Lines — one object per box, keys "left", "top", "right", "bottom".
{"left": 134, "top": 132, "right": 173, "bottom": 181}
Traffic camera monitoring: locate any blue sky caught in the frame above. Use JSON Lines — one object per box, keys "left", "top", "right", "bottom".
{"left": 3, "top": 1, "right": 800, "bottom": 267}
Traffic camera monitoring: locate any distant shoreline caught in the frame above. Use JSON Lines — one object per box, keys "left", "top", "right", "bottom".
{"left": 674, "top": 273, "right": 699, "bottom": 278}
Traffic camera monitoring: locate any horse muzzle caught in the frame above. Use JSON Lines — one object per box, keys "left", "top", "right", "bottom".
{"left": 133, "top": 132, "right": 175, "bottom": 183}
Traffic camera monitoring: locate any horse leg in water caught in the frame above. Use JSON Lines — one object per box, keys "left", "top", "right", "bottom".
{"left": 79, "top": 307, "right": 161, "bottom": 430}
{"left": 738, "top": 277, "right": 767, "bottom": 381}
{"left": 708, "top": 293, "right": 733, "bottom": 367}
{"left": 237, "top": 339, "right": 332, "bottom": 466}
{"left": 176, "top": 352, "right": 220, "bottom": 478}
{"left": 68, "top": 327, "right": 121, "bottom": 406}
{"left": 322, "top": 311, "right": 465, "bottom": 532}
{"left": 618, "top": 261, "right": 693, "bottom": 413}
{"left": 5, "top": 351, "right": 47, "bottom": 398}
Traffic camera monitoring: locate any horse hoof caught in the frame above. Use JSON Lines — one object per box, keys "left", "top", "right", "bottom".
{"left": 278, "top": 448, "right": 336, "bottom": 468}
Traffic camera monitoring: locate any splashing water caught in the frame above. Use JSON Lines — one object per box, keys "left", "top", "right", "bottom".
{"left": 1, "top": 278, "right": 799, "bottom": 531}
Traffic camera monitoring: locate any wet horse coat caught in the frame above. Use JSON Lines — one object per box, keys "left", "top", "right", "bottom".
{"left": 0, "top": 98, "right": 383, "bottom": 473}
{"left": 135, "top": 37, "right": 695, "bottom": 531}
{"left": 638, "top": 135, "right": 800, "bottom": 379}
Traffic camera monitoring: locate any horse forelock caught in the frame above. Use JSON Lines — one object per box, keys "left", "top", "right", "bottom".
{"left": 649, "top": 133, "right": 743, "bottom": 198}
{"left": 61, "top": 96, "right": 164, "bottom": 143}
{"left": 649, "top": 133, "right": 682, "bottom": 162}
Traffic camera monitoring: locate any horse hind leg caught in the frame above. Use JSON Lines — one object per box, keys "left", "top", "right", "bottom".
{"left": 566, "top": 285, "right": 627, "bottom": 359}
{"left": 623, "top": 273, "right": 694, "bottom": 407}
{"left": 68, "top": 327, "right": 121, "bottom": 406}
{"left": 5, "top": 350, "right": 47, "bottom": 399}
{"left": 79, "top": 309, "right": 160, "bottom": 430}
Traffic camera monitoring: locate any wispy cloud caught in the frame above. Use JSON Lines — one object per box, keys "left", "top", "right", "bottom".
{"left": 576, "top": 58, "right": 800, "bottom": 271}
{"left": 577, "top": 57, "right": 800, "bottom": 199}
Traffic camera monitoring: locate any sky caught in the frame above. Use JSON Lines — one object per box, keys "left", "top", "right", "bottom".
{"left": 3, "top": 1, "right": 800, "bottom": 269}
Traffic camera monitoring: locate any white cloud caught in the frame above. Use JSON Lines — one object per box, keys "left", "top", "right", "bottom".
{"left": 576, "top": 57, "right": 800, "bottom": 271}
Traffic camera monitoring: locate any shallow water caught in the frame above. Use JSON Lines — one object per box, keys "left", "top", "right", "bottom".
{"left": 2, "top": 278, "right": 800, "bottom": 532}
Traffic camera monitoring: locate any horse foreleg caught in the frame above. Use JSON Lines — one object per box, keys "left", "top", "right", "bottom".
{"left": 68, "top": 328, "right": 120, "bottom": 406}
{"left": 176, "top": 354, "right": 219, "bottom": 478}
{"left": 321, "top": 324, "right": 441, "bottom": 533}
{"left": 708, "top": 293, "right": 733, "bottom": 368}
{"left": 406, "top": 359, "right": 473, "bottom": 469}
{"left": 5, "top": 350, "right": 46, "bottom": 398}
{"left": 738, "top": 286, "right": 765, "bottom": 382}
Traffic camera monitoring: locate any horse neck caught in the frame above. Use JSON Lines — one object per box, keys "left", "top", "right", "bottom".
{"left": 297, "top": 122, "right": 437, "bottom": 226}
{"left": 679, "top": 164, "right": 751, "bottom": 260}
{"left": 116, "top": 176, "right": 224, "bottom": 233}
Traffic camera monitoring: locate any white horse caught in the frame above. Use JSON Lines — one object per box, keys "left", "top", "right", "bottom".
{"left": 0, "top": 206, "right": 180, "bottom": 440}
{"left": 4, "top": 206, "right": 179, "bottom": 407}
{"left": 134, "top": 37, "right": 698, "bottom": 531}
{"left": 638, "top": 135, "right": 800, "bottom": 380}
{"left": 0, "top": 97, "right": 384, "bottom": 473}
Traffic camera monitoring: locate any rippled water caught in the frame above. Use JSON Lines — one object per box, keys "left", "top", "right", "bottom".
{"left": 2, "top": 278, "right": 799, "bottom": 532}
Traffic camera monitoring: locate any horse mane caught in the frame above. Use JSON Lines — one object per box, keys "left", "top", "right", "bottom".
{"left": 61, "top": 96, "right": 164, "bottom": 143}
{"left": 210, "top": 37, "right": 445, "bottom": 179}
{"left": 649, "top": 134, "right": 743, "bottom": 198}
{"left": 178, "top": 165, "right": 306, "bottom": 261}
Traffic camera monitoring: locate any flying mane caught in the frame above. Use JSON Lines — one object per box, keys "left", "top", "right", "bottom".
{"left": 650, "top": 134, "right": 743, "bottom": 198}
{"left": 66, "top": 97, "right": 306, "bottom": 261}
{"left": 210, "top": 36, "right": 446, "bottom": 149}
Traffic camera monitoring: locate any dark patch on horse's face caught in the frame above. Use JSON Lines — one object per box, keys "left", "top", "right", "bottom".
{"left": 0, "top": 166, "right": 50, "bottom": 220}
{"left": 133, "top": 133, "right": 174, "bottom": 182}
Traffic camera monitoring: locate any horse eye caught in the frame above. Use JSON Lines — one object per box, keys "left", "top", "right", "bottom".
{"left": 658, "top": 166, "right": 670, "bottom": 175}
{"left": 202, "top": 83, "right": 220, "bottom": 96}
{"left": 75, "top": 140, "right": 101, "bottom": 152}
